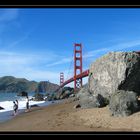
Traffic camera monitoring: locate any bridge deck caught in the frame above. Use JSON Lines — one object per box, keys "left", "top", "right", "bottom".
{"left": 60, "top": 69, "right": 89, "bottom": 88}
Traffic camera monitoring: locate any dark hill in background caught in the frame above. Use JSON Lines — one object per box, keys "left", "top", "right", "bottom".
{"left": 0, "top": 76, "right": 59, "bottom": 93}
{"left": 36, "top": 81, "right": 59, "bottom": 94}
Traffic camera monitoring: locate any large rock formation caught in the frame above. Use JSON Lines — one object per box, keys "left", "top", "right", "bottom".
{"left": 77, "top": 52, "right": 140, "bottom": 116}
{"left": 33, "top": 93, "right": 44, "bottom": 101}
{"left": 46, "top": 87, "right": 74, "bottom": 101}
{"left": 56, "top": 87, "right": 74, "bottom": 100}
{"left": 89, "top": 52, "right": 140, "bottom": 99}
{"left": 109, "top": 90, "right": 140, "bottom": 117}
{"left": 77, "top": 84, "right": 107, "bottom": 108}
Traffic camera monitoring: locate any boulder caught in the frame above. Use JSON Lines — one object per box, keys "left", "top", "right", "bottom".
{"left": 74, "top": 104, "right": 81, "bottom": 108}
{"left": 69, "top": 94, "right": 75, "bottom": 98}
{"left": 33, "top": 93, "right": 44, "bottom": 101}
{"left": 52, "top": 87, "right": 74, "bottom": 100}
{"left": 79, "top": 93, "right": 107, "bottom": 109}
{"left": 30, "top": 104, "right": 39, "bottom": 108}
{"left": 0, "top": 106, "right": 4, "bottom": 110}
{"left": 60, "top": 87, "right": 74, "bottom": 99}
{"left": 89, "top": 52, "right": 140, "bottom": 99}
{"left": 109, "top": 90, "right": 140, "bottom": 117}
{"left": 77, "top": 84, "right": 108, "bottom": 109}
{"left": 76, "top": 84, "right": 90, "bottom": 99}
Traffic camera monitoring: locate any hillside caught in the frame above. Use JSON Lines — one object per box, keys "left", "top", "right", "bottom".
{"left": 0, "top": 76, "right": 59, "bottom": 93}
{"left": 36, "top": 81, "right": 59, "bottom": 93}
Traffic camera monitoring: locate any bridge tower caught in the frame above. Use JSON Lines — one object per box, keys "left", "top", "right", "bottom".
{"left": 60, "top": 72, "right": 64, "bottom": 86}
{"left": 74, "top": 43, "right": 83, "bottom": 91}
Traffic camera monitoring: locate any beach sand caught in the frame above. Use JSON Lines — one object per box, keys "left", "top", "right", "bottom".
{"left": 0, "top": 98, "right": 140, "bottom": 132}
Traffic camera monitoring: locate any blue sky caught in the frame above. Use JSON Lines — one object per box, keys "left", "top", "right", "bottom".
{"left": 1, "top": 8, "right": 140, "bottom": 86}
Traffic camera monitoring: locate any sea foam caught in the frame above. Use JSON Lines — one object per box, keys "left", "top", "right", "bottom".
{"left": 0, "top": 98, "right": 45, "bottom": 113}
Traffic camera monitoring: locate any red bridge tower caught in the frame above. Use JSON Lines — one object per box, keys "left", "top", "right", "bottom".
{"left": 74, "top": 43, "right": 83, "bottom": 90}
{"left": 60, "top": 72, "right": 64, "bottom": 86}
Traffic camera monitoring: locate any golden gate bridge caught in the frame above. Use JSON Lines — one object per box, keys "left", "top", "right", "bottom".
{"left": 59, "top": 43, "right": 89, "bottom": 91}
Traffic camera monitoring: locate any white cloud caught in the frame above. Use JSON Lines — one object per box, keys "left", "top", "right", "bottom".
{"left": 46, "top": 39, "right": 140, "bottom": 68}
{"left": 0, "top": 39, "right": 140, "bottom": 86}
{"left": 43, "top": 39, "right": 140, "bottom": 85}
{"left": 83, "top": 40, "right": 140, "bottom": 60}
{"left": 21, "top": 69, "right": 59, "bottom": 83}
{"left": 83, "top": 48, "right": 109, "bottom": 59}
{"left": 46, "top": 57, "right": 73, "bottom": 67}
{"left": 5, "top": 34, "right": 29, "bottom": 50}
{"left": 0, "top": 51, "right": 40, "bottom": 66}
{"left": 0, "top": 51, "right": 61, "bottom": 84}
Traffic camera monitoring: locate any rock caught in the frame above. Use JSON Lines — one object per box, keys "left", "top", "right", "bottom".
{"left": 0, "top": 106, "right": 4, "bottom": 110}
{"left": 29, "top": 97, "right": 34, "bottom": 101}
{"left": 52, "top": 86, "right": 74, "bottom": 100}
{"left": 72, "top": 97, "right": 79, "bottom": 102}
{"left": 80, "top": 93, "right": 107, "bottom": 109}
{"left": 60, "top": 87, "right": 74, "bottom": 99}
{"left": 69, "top": 94, "right": 75, "bottom": 98}
{"left": 76, "top": 84, "right": 107, "bottom": 108}
{"left": 44, "top": 97, "right": 48, "bottom": 101}
{"left": 77, "top": 85, "right": 92, "bottom": 108}
{"left": 17, "top": 91, "right": 28, "bottom": 96}
{"left": 33, "top": 93, "right": 44, "bottom": 101}
{"left": 89, "top": 52, "right": 140, "bottom": 99}
{"left": 74, "top": 104, "right": 81, "bottom": 108}
{"left": 30, "top": 104, "right": 39, "bottom": 108}
{"left": 109, "top": 90, "right": 140, "bottom": 117}
{"left": 76, "top": 84, "right": 90, "bottom": 99}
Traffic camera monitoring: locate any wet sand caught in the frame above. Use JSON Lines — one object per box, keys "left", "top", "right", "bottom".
{"left": 0, "top": 98, "right": 139, "bottom": 132}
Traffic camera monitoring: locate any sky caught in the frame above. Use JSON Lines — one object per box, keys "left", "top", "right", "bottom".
{"left": 0, "top": 8, "right": 140, "bottom": 87}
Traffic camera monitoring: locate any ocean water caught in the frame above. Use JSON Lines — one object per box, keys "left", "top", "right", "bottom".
{"left": 0, "top": 92, "right": 61, "bottom": 123}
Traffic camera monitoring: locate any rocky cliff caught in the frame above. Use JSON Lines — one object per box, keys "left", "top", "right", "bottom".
{"left": 88, "top": 51, "right": 140, "bottom": 99}
{"left": 77, "top": 51, "right": 140, "bottom": 116}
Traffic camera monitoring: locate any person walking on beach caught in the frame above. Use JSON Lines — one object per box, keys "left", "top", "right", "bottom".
{"left": 15, "top": 99, "right": 19, "bottom": 113}
{"left": 25, "top": 96, "right": 29, "bottom": 112}
{"left": 13, "top": 101, "right": 18, "bottom": 116}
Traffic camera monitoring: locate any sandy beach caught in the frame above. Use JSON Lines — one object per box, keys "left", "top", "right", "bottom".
{"left": 0, "top": 98, "right": 140, "bottom": 132}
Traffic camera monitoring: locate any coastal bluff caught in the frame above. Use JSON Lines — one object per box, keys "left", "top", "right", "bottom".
{"left": 77, "top": 51, "right": 140, "bottom": 116}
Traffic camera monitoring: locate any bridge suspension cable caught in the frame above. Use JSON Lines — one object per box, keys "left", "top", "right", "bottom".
{"left": 82, "top": 44, "right": 90, "bottom": 70}
{"left": 66, "top": 48, "right": 74, "bottom": 81}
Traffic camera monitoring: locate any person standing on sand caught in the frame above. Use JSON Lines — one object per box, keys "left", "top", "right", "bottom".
{"left": 15, "top": 100, "right": 19, "bottom": 113}
{"left": 25, "top": 96, "right": 29, "bottom": 112}
{"left": 13, "top": 101, "right": 18, "bottom": 116}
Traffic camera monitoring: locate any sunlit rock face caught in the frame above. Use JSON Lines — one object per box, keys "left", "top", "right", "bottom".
{"left": 89, "top": 51, "right": 140, "bottom": 99}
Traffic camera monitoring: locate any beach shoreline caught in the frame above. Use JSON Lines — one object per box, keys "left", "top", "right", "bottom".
{"left": 0, "top": 97, "right": 139, "bottom": 132}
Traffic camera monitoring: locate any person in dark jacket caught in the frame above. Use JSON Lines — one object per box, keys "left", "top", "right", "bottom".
{"left": 13, "top": 101, "right": 18, "bottom": 116}
{"left": 15, "top": 99, "right": 19, "bottom": 113}
{"left": 25, "top": 96, "right": 29, "bottom": 112}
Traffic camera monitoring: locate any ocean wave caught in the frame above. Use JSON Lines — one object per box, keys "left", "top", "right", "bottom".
{"left": 0, "top": 100, "right": 45, "bottom": 113}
